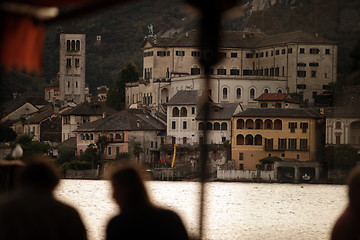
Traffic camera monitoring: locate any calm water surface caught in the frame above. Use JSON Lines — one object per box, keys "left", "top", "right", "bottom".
{"left": 56, "top": 180, "right": 347, "bottom": 240}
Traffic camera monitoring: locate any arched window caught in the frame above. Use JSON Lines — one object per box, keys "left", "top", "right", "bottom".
{"left": 221, "top": 122, "right": 227, "bottom": 130}
{"left": 217, "top": 66, "right": 226, "bottom": 75}
{"left": 245, "top": 135, "right": 254, "bottom": 145}
{"left": 255, "top": 119, "right": 263, "bottom": 129}
{"left": 264, "top": 119, "right": 273, "bottom": 129}
{"left": 172, "top": 107, "right": 179, "bottom": 117}
{"left": 214, "top": 122, "right": 220, "bottom": 130}
{"left": 237, "top": 119, "right": 244, "bottom": 129}
{"left": 110, "top": 134, "right": 114, "bottom": 141}
{"left": 90, "top": 134, "right": 94, "bottom": 140}
{"left": 250, "top": 88, "right": 256, "bottom": 100}
{"left": 191, "top": 65, "right": 200, "bottom": 75}
{"left": 263, "top": 88, "right": 270, "bottom": 93}
{"left": 236, "top": 88, "right": 242, "bottom": 99}
{"left": 71, "top": 40, "right": 76, "bottom": 51}
{"left": 236, "top": 134, "right": 244, "bottom": 145}
{"left": 230, "top": 67, "right": 240, "bottom": 75}
{"left": 76, "top": 40, "right": 80, "bottom": 51}
{"left": 206, "top": 122, "right": 213, "bottom": 130}
{"left": 277, "top": 88, "right": 283, "bottom": 93}
{"left": 85, "top": 134, "right": 89, "bottom": 140}
{"left": 115, "top": 133, "right": 122, "bottom": 140}
{"left": 66, "top": 40, "right": 71, "bottom": 51}
{"left": 222, "top": 87, "right": 228, "bottom": 99}
{"left": 255, "top": 135, "right": 262, "bottom": 145}
{"left": 335, "top": 121, "right": 342, "bottom": 129}
{"left": 274, "top": 119, "right": 282, "bottom": 130}
{"left": 180, "top": 107, "right": 187, "bottom": 117}
{"left": 198, "top": 122, "right": 204, "bottom": 130}
{"left": 80, "top": 134, "right": 84, "bottom": 140}
{"left": 245, "top": 119, "right": 254, "bottom": 129}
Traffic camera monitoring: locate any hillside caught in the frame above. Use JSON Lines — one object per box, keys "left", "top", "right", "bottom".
{"left": 1, "top": 0, "right": 359, "bottom": 103}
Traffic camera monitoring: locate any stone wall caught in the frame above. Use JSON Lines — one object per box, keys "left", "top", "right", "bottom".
{"left": 217, "top": 169, "right": 275, "bottom": 182}
{"left": 64, "top": 169, "right": 99, "bottom": 179}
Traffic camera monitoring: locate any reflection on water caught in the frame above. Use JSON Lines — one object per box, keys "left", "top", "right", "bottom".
{"left": 56, "top": 180, "right": 346, "bottom": 240}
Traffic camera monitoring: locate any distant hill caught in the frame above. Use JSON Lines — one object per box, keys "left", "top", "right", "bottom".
{"left": 1, "top": 0, "right": 359, "bottom": 103}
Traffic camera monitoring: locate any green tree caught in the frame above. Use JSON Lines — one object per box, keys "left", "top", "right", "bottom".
{"left": 96, "top": 136, "right": 108, "bottom": 162}
{"left": 106, "top": 62, "right": 139, "bottom": 111}
{"left": 0, "top": 124, "right": 17, "bottom": 142}
{"left": 57, "top": 145, "right": 76, "bottom": 165}
{"left": 323, "top": 145, "right": 359, "bottom": 170}
{"left": 115, "top": 152, "right": 131, "bottom": 162}
{"left": 10, "top": 134, "right": 50, "bottom": 158}
{"left": 79, "top": 143, "right": 98, "bottom": 169}
{"left": 132, "top": 141, "right": 143, "bottom": 162}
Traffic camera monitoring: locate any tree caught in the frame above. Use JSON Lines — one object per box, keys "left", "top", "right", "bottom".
{"left": 79, "top": 144, "right": 98, "bottom": 169}
{"left": 106, "top": 62, "right": 140, "bottom": 111}
{"left": 132, "top": 141, "right": 143, "bottom": 162}
{"left": 115, "top": 152, "right": 131, "bottom": 162}
{"left": 0, "top": 124, "right": 17, "bottom": 142}
{"left": 323, "top": 145, "right": 359, "bottom": 170}
{"left": 57, "top": 145, "right": 76, "bottom": 165}
{"left": 9, "top": 134, "right": 51, "bottom": 158}
{"left": 96, "top": 136, "right": 108, "bottom": 162}
{"left": 258, "top": 156, "right": 282, "bottom": 170}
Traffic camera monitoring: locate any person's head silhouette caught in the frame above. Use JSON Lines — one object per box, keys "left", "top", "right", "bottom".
{"left": 110, "top": 164, "right": 151, "bottom": 211}
{"left": 347, "top": 166, "right": 360, "bottom": 216}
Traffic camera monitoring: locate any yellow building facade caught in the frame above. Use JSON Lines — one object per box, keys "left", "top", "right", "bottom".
{"left": 232, "top": 108, "right": 323, "bottom": 170}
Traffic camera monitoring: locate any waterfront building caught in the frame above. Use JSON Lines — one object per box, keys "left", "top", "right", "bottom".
{"left": 126, "top": 30, "right": 337, "bottom": 111}
{"left": 231, "top": 108, "right": 324, "bottom": 171}
{"left": 74, "top": 109, "right": 166, "bottom": 162}
{"left": 254, "top": 92, "right": 300, "bottom": 109}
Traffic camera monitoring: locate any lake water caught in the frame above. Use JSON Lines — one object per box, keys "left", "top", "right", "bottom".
{"left": 56, "top": 180, "right": 347, "bottom": 240}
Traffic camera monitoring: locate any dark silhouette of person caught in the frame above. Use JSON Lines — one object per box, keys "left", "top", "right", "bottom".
{"left": 106, "top": 164, "right": 189, "bottom": 240}
{"left": 331, "top": 166, "right": 360, "bottom": 240}
{"left": 0, "top": 155, "right": 87, "bottom": 240}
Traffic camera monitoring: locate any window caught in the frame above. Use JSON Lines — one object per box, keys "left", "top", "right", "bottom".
{"left": 191, "top": 66, "right": 200, "bottom": 75}
{"left": 300, "top": 139, "right": 308, "bottom": 150}
{"left": 260, "top": 52, "right": 264, "bottom": 58}
{"left": 275, "top": 50, "right": 280, "bottom": 55}
{"left": 271, "top": 50, "right": 274, "bottom": 56}
{"left": 335, "top": 121, "right": 341, "bottom": 129}
{"left": 222, "top": 87, "right": 228, "bottom": 99}
{"left": 297, "top": 71, "right": 306, "bottom": 78}
{"left": 230, "top": 68, "right": 240, "bottom": 75}
{"left": 299, "top": 48, "right": 305, "bottom": 54}
{"left": 222, "top": 137, "right": 226, "bottom": 143}
{"left": 221, "top": 122, "right": 227, "bottom": 130}
{"left": 198, "top": 122, "right": 204, "bottom": 130}
{"left": 265, "top": 138, "right": 273, "bottom": 149}
{"left": 245, "top": 135, "right": 254, "bottom": 145}
{"left": 311, "top": 71, "right": 317, "bottom": 78}
{"left": 108, "top": 146, "right": 112, "bottom": 156}
{"left": 264, "top": 68, "right": 269, "bottom": 76}
{"left": 288, "top": 139, "right": 297, "bottom": 150}
{"left": 183, "top": 121, "right": 187, "bottom": 130}
{"left": 255, "top": 53, "right": 259, "bottom": 58}
{"left": 288, "top": 48, "right": 293, "bottom": 54}
{"left": 214, "top": 122, "right": 220, "bottom": 130}
{"left": 265, "top": 51, "right": 268, "bottom": 57}
{"left": 183, "top": 137, "right": 187, "bottom": 145}
{"left": 243, "top": 69, "right": 252, "bottom": 76}
{"left": 204, "top": 68, "right": 213, "bottom": 75}
{"left": 336, "top": 135, "right": 341, "bottom": 145}
{"left": 157, "top": 51, "right": 166, "bottom": 56}
{"left": 176, "top": 51, "right": 185, "bottom": 56}
{"left": 281, "top": 49, "right": 286, "bottom": 54}
{"left": 116, "top": 147, "right": 120, "bottom": 155}
{"left": 279, "top": 138, "right": 286, "bottom": 150}
{"left": 270, "top": 67, "right": 274, "bottom": 76}
{"left": 217, "top": 68, "right": 227, "bottom": 75}
{"left": 245, "top": 53, "right": 253, "bottom": 58}
{"left": 249, "top": 88, "right": 255, "bottom": 100}
{"left": 289, "top": 122, "right": 297, "bottom": 133}
{"left": 239, "top": 153, "right": 244, "bottom": 160}
{"left": 171, "top": 121, "right": 176, "bottom": 129}
{"left": 66, "top": 58, "right": 71, "bottom": 68}
{"left": 310, "top": 48, "right": 320, "bottom": 54}
{"left": 275, "top": 103, "right": 282, "bottom": 108}
{"left": 172, "top": 107, "right": 179, "bottom": 117}
{"left": 277, "top": 88, "right": 283, "bottom": 93}
{"left": 260, "top": 103, "right": 268, "bottom": 108}
{"left": 309, "top": 62, "right": 319, "bottom": 67}
{"left": 325, "top": 49, "right": 330, "bottom": 54}
{"left": 66, "top": 40, "right": 71, "bottom": 51}
{"left": 191, "top": 51, "right": 200, "bottom": 57}
{"left": 275, "top": 67, "right": 279, "bottom": 76}
{"left": 180, "top": 107, "right": 187, "bottom": 117}
{"left": 297, "top": 63, "right": 306, "bottom": 67}
{"left": 75, "top": 58, "right": 80, "bottom": 67}
{"left": 231, "top": 52, "right": 237, "bottom": 58}
{"left": 236, "top": 88, "right": 242, "bottom": 99}
{"left": 76, "top": 40, "right": 80, "bottom": 51}
{"left": 191, "top": 107, "right": 195, "bottom": 114}
{"left": 300, "top": 122, "right": 309, "bottom": 133}
{"left": 239, "top": 164, "right": 244, "bottom": 170}
{"left": 144, "top": 51, "right": 153, "bottom": 57}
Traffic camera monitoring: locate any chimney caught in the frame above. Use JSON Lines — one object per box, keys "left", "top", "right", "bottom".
{"left": 102, "top": 112, "right": 106, "bottom": 119}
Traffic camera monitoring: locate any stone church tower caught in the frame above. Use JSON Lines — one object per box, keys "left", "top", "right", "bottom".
{"left": 59, "top": 33, "right": 86, "bottom": 104}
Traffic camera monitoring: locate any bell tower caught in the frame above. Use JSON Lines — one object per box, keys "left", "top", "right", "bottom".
{"left": 59, "top": 33, "right": 86, "bottom": 104}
